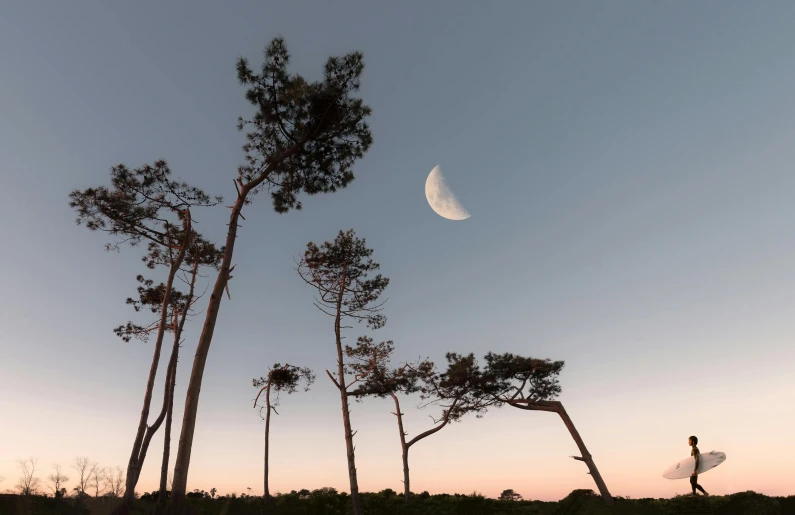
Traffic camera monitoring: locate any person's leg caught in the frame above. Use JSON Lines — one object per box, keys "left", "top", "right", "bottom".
{"left": 695, "top": 481, "right": 708, "bottom": 495}
{"left": 689, "top": 475, "right": 698, "bottom": 495}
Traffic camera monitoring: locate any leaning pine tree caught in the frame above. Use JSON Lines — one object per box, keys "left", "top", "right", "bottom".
{"left": 252, "top": 363, "right": 314, "bottom": 509}
{"left": 168, "top": 38, "right": 373, "bottom": 512}
{"left": 481, "top": 352, "right": 614, "bottom": 505}
{"left": 296, "top": 229, "right": 389, "bottom": 515}
{"left": 68, "top": 161, "right": 221, "bottom": 511}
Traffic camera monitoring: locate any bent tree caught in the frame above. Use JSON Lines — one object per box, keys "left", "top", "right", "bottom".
{"left": 296, "top": 229, "right": 389, "bottom": 515}
{"left": 252, "top": 363, "right": 315, "bottom": 507}
{"left": 482, "top": 352, "right": 614, "bottom": 505}
{"left": 68, "top": 161, "right": 221, "bottom": 510}
{"left": 354, "top": 352, "right": 492, "bottom": 504}
{"left": 170, "top": 38, "right": 373, "bottom": 511}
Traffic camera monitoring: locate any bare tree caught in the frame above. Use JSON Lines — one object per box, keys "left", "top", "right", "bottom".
{"left": 252, "top": 363, "right": 315, "bottom": 506}
{"left": 89, "top": 464, "right": 105, "bottom": 497}
{"left": 47, "top": 464, "right": 69, "bottom": 498}
{"left": 69, "top": 160, "right": 221, "bottom": 511}
{"left": 16, "top": 458, "right": 41, "bottom": 496}
{"left": 481, "top": 352, "right": 614, "bottom": 505}
{"left": 104, "top": 467, "right": 125, "bottom": 498}
{"left": 72, "top": 457, "right": 92, "bottom": 496}
{"left": 170, "top": 37, "right": 373, "bottom": 511}
{"left": 297, "top": 229, "right": 389, "bottom": 515}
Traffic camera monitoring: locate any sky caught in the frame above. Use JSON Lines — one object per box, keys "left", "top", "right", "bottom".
{"left": 1, "top": 0, "right": 794, "bottom": 503}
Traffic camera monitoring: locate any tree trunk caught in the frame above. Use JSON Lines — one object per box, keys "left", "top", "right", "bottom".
{"left": 338, "top": 384, "right": 360, "bottom": 515}
{"left": 170, "top": 146, "right": 301, "bottom": 513}
{"left": 157, "top": 338, "right": 178, "bottom": 509}
{"left": 334, "top": 264, "right": 361, "bottom": 515}
{"left": 159, "top": 253, "right": 197, "bottom": 512}
{"left": 507, "top": 399, "right": 614, "bottom": 505}
{"left": 264, "top": 381, "right": 271, "bottom": 507}
{"left": 120, "top": 215, "right": 191, "bottom": 509}
{"left": 133, "top": 335, "right": 179, "bottom": 486}
{"left": 169, "top": 191, "right": 247, "bottom": 511}
{"left": 389, "top": 393, "right": 410, "bottom": 504}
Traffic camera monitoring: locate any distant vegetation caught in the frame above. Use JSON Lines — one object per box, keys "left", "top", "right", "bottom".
{"left": 2, "top": 488, "right": 794, "bottom": 515}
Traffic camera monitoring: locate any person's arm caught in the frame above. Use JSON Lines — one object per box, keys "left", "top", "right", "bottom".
{"left": 692, "top": 450, "right": 699, "bottom": 475}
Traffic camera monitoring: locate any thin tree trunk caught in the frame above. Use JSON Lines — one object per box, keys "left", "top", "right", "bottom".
{"left": 392, "top": 394, "right": 457, "bottom": 505}
{"left": 170, "top": 147, "right": 300, "bottom": 512}
{"left": 333, "top": 265, "right": 362, "bottom": 515}
{"left": 134, "top": 331, "right": 179, "bottom": 486}
{"left": 389, "top": 393, "right": 410, "bottom": 504}
{"left": 159, "top": 254, "right": 198, "bottom": 511}
{"left": 157, "top": 349, "right": 176, "bottom": 508}
{"left": 264, "top": 381, "right": 271, "bottom": 507}
{"left": 120, "top": 215, "right": 191, "bottom": 509}
{"left": 169, "top": 197, "right": 244, "bottom": 511}
{"left": 506, "top": 399, "right": 614, "bottom": 505}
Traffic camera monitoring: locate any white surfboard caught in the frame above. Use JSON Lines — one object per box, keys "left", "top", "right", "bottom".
{"left": 662, "top": 450, "right": 726, "bottom": 479}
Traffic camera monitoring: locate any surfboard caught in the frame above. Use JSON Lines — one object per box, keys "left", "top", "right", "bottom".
{"left": 662, "top": 450, "right": 726, "bottom": 479}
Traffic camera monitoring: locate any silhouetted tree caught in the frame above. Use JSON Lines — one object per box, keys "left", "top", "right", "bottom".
{"left": 16, "top": 458, "right": 41, "bottom": 496}
{"left": 47, "top": 464, "right": 69, "bottom": 498}
{"left": 170, "top": 37, "right": 373, "bottom": 512}
{"left": 89, "top": 464, "right": 105, "bottom": 497}
{"left": 499, "top": 489, "right": 522, "bottom": 501}
{"left": 252, "top": 363, "right": 315, "bottom": 507}
{"left": 69, "top": 160, "right": 221, "bottom": 511}
{"left": 134, "top": 238, "right": 222, "bottom": 512}
{"left": 297, "top": 229, "right": 388, "bottom": 515}
{"left": 104, "top": 467, "right": 125, "bottom": 498}
{"left": 354, "top": 352, "right": 492, "bottom": 504}
{"left": 117, "top": 239, "right": 219, "bottom": 511}
{"left": 481, "top": 352, "right": 614, "bottom": 505}
{"left": 113, "top": 250, "right": 216, "bottom": 512}
{"left": 72, "top": 457, "right": 92, "bottom": 496}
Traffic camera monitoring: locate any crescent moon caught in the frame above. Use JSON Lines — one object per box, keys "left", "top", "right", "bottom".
{"left": 425, "top": 165, "right": 471, "bottom": 220}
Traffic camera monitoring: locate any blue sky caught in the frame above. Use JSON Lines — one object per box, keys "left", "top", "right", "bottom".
{"left": 1, "top": 0, "right": 794, "bottom": 500}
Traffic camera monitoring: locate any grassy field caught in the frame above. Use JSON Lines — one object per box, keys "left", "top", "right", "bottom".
{"left": 1, "top": 489, "right": 793, "bottom": 515}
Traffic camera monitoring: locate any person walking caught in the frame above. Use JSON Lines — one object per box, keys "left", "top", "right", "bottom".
{"left": 688, "top": 435, "right": 709, "bottom": 496}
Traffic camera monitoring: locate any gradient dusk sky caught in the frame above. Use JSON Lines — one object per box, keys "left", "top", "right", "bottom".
{"left": 1, "top": 0, "right": 794, "bottom": 502}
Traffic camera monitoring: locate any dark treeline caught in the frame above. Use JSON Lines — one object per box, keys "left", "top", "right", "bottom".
{"left": 2, "top": 489, "right": 793, "bottom": 515}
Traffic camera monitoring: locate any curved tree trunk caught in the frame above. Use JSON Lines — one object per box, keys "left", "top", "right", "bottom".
{"left": 506, "top": 399, "right": 614, "bottom": 505}
{"left": 390, "top": 393, "right": 458, "bottom": 505}
{"left": 170, "top": 146, "right": 302, "bottom": 513}
{"left": 389, "top": 393, "right": 410, "bottom": 504}
{"left": 119, "top": 215, "right": 191, "bottom": 510}
{"left": 169, "top": 194, "right": 245, "bottom": 511}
